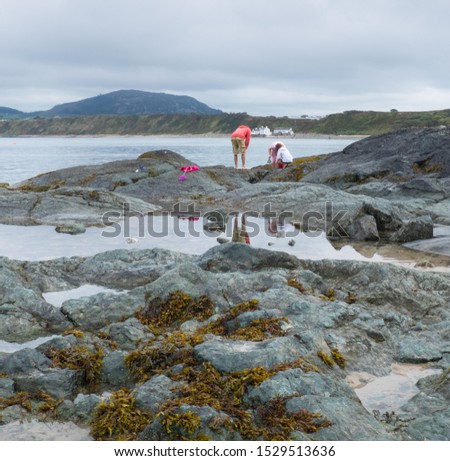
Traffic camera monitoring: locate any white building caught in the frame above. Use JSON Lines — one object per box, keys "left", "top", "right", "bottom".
{"left": 273, "top": 128, "right": 295, "bottom": 136}
{"left": 251, "top": 126, "right": 272, "bottom": 137}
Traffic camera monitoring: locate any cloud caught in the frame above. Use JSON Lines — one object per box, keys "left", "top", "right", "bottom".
{"left": 1, "top": 0, "right": 450, "bottom": 116}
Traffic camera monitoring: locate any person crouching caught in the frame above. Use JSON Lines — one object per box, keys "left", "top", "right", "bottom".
{"left": 275, "top": 143, "right": 293, "bottom": 168}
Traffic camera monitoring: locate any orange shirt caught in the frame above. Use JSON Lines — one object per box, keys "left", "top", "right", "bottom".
{"left": 231, "top": 125, "right": 251, "bottom": 148}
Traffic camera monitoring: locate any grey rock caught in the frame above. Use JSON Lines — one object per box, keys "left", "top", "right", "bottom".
{"left": 105, "top": 318, "right": 153, "bottom": 351}
{"left": 36, "top": 335, "right": 78, "bottom": 354}
{"left": 390, "top": 215, "right": 433, "bottom": 243}
{"left": 61, "top": 290, "right": 144, "bottom": 331}
{"left": 0, "top": 405, "right": 28, "bottom": 425}
{"left": 142, "top": 262, "right": 227, "bottom": 310}
{"left": 286, "top": 395, "right": 393, "bottom": 441}
{"left": 247, "top": 369, "right": 355, "bottom": 404}
{"left": 13, "top": 368, "right": 82, "bottom": 400}
{"left": 303, "top": 127, "right": 450, "bottom": 185}
{"left": 0, "top": 261, "right": 72, "bottom": 341}
{"left": 73, "top": 394, "right": 102, "bottom": 422}
{"left": 133, "top": 375, "right": 179, "bottom": 413}
{"left": 54, "top": 223, "right": 86, "bottom": 235}
{"left": 197, "top": 243, "right": 300, "bottom": 273}
{"left": 74, "top": 248, "right": 191, "bottom": 289}
{"left": 0, "top": 377, "right": 15, "bottom": 399}
{"left": 397, "top": 369, "right": 450, "bottom": 440}
{"left": 3, "top": 348, "right": 52, "bottom": 374}
{"left": 180, "top": 319, "right": 203, "bottom": 333}
{"left": 0, "top": 187, "right": 160, "bottom": 227}
{"left": 346, "top": 214, "right": 380, "bottom": 241}
{"left": 100, "top": 351, "right": 134, "bottom": 388}
{"left": 395, "top": 337, "right": 443, "bottom": 363}
{"left": 194, "top": 336, "right": 307, "bottom": 373}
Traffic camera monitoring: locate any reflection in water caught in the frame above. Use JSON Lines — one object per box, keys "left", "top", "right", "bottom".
{"left": 232, "top": 214, "right": 250, "bottom": 244}
{"left": 0, "top": 218, "right": 374, "bottom": 262}
{"left": 332, "top": 238, "right": 450, "bottom": 272}
{"left": 1, "top": 217, "right": 448, "bottom": 270}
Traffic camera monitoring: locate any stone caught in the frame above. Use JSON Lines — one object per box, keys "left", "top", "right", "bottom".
{"left": 3, "top": 348, "right": 52, "bottom": 375}
{"left": 55, "top": 223, "right": 86, "bottom": 235}
{"left": 100, "top": 351, "right": 134, "bottom": 388}
{"left": 133, "top": 375, "right": 179, "bottom": 413}
{"left": 105, "top": 318, "right": 153, "bottom": 351}
{"left": 194, "top": 336, "right": 307, "bottom": 373}
{"left": 395, "top": 337, "right": 443, "bottom": 363}
{"left": 390, "top": 216, "right": 434, "bottom": 243}
{"left": 0, "top": 377, "right": 15, "bottom": 399}
{"left": 13, "top": 368, "right": 82, "bottom": 400}
{"left": 287, "top": 395, "right": 393, "bottom": 441}
{"left": 346, "top": 214, "right": 379, "bottom": 241}
{"left": 73, "top": 394, "right": 103, "bottom": 422}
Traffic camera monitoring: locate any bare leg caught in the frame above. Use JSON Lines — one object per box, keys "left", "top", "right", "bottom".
{"left": 242, "top": 153, "right": 246, "bottom": 169}
{"left": 234, "top": 154, "right": 238, "bottom": 169}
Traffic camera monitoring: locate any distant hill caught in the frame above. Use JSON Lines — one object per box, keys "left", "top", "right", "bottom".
{"left": 0, "top": 107, "right": 23, "bottom": 117}
{"left": 30, "top": 90, "right": 223, "bottom": 117}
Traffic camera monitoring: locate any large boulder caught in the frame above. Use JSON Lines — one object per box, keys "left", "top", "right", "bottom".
{"left": 194, "top": 336, "right": 308, "bottom": 373}
{"left": 303, "top": 127, "right": 450, "bottom": 185}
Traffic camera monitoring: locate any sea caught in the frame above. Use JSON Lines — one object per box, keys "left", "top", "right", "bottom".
{"left": 0, "top": 135, "right": 360, "bottom": 184}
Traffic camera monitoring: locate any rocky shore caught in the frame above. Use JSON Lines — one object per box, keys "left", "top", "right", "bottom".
{"left": 1, "top": 127, "right": 450, "bottom": 441}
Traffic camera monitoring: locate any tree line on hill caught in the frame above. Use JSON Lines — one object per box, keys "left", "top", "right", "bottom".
{"left": 1, "top": 109, "right": 450, "bottom": 137}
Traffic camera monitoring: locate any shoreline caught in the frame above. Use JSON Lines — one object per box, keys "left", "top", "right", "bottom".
{"left": 0, "top": 132, "right": 368, "bottom": 140}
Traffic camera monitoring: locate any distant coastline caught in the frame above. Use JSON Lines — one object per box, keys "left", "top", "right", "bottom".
{"left": 1, "top": 110, "right": 449, "bottom": 138}
{"left": 1, "top": 132, "right": 367, "bottom": 140}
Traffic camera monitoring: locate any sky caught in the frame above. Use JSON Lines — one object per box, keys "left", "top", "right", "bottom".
{"left": 1, "top": 0, "right": 450, "bottom": 117}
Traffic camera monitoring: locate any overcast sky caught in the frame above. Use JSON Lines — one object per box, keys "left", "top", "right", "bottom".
{"left": 1, "top": 0, "right": 450, "bottom": 117}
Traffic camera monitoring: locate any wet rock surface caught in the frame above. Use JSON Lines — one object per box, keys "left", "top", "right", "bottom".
{"left": 1, "top": 129, "right": 450, "bottom": 440}
{"left": 0, "top": 243, "right": 449, "bottom": 440}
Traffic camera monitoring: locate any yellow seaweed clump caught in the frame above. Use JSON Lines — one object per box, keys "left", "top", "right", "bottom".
{"left": 125, "top": 332, "right": 202, "bottom": 382}
{"left": 46, "top": 345, "right": 105, "bottom": 386}
{"left": 331, "top": 349, "right": 346, "bottom": 368}
{"left": 140, "top": 291, "right": 214, "bottom": 328}
{"left": 229, "top": 317, "right": 288, "bottom": 342}
{"left": 90, "top": 388, "right": 152, "bottom": 441}
{"left": 256, "top": 396, "right": 332, "bottom": 440}
{"left": 317, "top": 351, "right": 334, "bottom": 368}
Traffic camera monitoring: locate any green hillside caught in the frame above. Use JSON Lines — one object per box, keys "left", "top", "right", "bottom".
{"left": 312, "top": 109, "right": 450, "bottom": 135}
{"left": 1, "top": 109, "right": 449, "bottom": 137}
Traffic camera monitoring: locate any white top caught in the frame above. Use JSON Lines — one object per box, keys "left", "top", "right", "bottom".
{"left": 276, "top": 146, "right": 293, "bottom": 163}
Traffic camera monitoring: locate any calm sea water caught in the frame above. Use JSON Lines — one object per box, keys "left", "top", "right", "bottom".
{"left": 0, "top": 135, "right": 360, "bottom": 184}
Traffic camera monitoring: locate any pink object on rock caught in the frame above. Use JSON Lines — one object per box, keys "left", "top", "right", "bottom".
{"left": 178, "top": 175, "right": 187, "bottom": 181}
{"left": 180, "top": 165, "right": 199, "bottom": 173}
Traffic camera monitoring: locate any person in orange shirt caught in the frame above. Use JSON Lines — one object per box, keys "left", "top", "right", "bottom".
{"left": 230, "top": 125, "right": 251, "bottom": 169}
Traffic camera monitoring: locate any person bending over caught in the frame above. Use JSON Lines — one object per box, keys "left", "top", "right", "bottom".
{"left": 231, "top": 125, "right": 251, "bottom": 169}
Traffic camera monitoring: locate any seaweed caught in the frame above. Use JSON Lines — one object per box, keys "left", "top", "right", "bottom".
{"left": 90, "top": 388, "right": 152, "bottom": 441}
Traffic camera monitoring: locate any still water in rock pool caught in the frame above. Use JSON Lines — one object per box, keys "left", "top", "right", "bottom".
{"left": 0, "top": 285, "right": 124, "bottom": 353}
{"left": 347, "top": 364, "right": 441, "bottom": 414}
{"left": 0, "top": 216, "right": 390, "bottom": 262}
